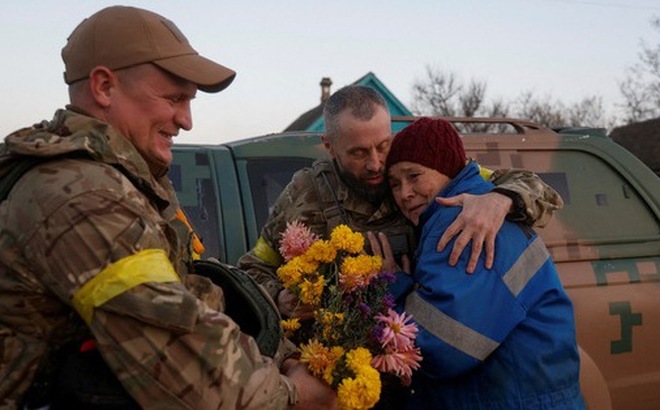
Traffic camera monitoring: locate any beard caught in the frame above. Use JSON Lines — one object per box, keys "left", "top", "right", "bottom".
{"left": 334, "top": 161, "right": 388, "bottom": 205}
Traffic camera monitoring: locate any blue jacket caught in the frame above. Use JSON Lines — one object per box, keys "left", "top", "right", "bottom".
{"left": 391, "top": 162, "right": 584, "bottom": 409}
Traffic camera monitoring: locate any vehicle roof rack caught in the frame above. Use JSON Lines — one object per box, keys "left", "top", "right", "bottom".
{"left": 391, "top": 116, "right": 554, "bottom": 137}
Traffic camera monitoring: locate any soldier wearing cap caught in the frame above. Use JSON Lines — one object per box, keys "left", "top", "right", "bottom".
{"left": 0, "top": 5, "right": 336, "bottom": 409}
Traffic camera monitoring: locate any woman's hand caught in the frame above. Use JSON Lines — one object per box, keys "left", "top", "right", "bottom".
{"left": 366, "top": 231, "right": 411, "bottom": 275}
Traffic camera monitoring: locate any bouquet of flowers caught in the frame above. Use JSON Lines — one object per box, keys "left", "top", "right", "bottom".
{"left": 277, "top": 221, "right": 422, "bottom": 410}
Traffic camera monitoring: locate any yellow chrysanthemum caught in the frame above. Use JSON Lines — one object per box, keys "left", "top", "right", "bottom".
{"left": 339, "top": 255, "right": 383, "bottom": 292}
{"left": 294, "top": 255, "right": 320, "bottom": 276}
{"left": 370, "top": 255, "right": 383, "bottom": 271}
{"left": 300, "top": 339, "right": 332, "bottom": 377}
{"left": 300, "top": 339, "right": 344, "bottom": 380}
{"left": 346, "top": 347, "right": 373, "bottom": 369}
{"left": 276, "top": 219, "right": 423, "bottom": 408}
{"left": 331, "top": 346, "right": 346, "bottom": 360}
{"left": 319, "top": 311, "right": 331, "bottom": 324}
{"left": 316, "top": 310, "right": 346, "bottom": 341}
{"left": 322, "top": 346, "right": 346, "bottom": 386}
{"left": 281, "top": 318, "right": 301, "bottom": 338}
{"left": 299, "top": 275, "right": 326, "bottom": 305}
{"left": 306, "top": 239, "right": 337, "bottom": 263}
{"left": 276, "top": 262, "right": 302, "bottom": 288}
{"left": 337, "top": 364, "right": 381, "bottom": 410}
{"left": 314, "top": 308, "right": 327, "bottom": 320}
{"left": 337, "top": 377, "right": 362, "bottom": 410}
{"left": 323, "top": 363, "right": 336, "bottom": 386}
{"left": 340, "top": 255, "right": 371, "bottom": 276}
{"left": 318, "top": 310, "right": 345, "bottom": 325}
{"left": 330, "top": 224, "right": 364, "bottom": 254}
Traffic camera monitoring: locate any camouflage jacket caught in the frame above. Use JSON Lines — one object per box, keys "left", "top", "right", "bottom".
{"left": 238, "top": 158, "right": 563, "bottom": 303}
{"left": 0, "top": 108, "right": 297, "bottom": 409}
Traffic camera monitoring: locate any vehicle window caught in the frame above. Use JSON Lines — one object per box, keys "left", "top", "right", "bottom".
{"left": 246, "top": 158, "right": 315, "bottom": 231}
{"left": 472, "top": 148, "right": 660, "bottom": 253}
{"left": 170, "top": 151, "right": 222, "bottom": 259}
{"left": 548, "top": 151, "right": 658, "bottom": 242}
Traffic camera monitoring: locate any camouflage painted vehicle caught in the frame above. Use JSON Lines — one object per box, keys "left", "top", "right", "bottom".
{"left": 170, "top": 117, "right": 660, "bottom": 409}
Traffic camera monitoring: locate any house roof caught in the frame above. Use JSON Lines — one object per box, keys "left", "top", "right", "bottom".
{"left": 283, "top": 72, "right": 412, "bottom": 132}
{"left": 284, "top": 103, "right": 324, "bottom": 132}
{"left": 609, "top": 117, "right": 660, "bottom": 173}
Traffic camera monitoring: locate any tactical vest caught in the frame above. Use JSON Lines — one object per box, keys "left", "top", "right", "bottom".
{"left": 310, "top": 160, "right": 417, "bottom": 259}
{"left": 2, "top": 155, "right": 282, "bottom": 408}
{"left": 0, "top": 156, "right": 45, "bottom": 201}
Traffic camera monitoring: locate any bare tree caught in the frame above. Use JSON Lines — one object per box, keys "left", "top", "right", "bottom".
{"left": 618, "top": 16, "right": 660, "bottom": 123}
{"left": 411, "top": 66, "right": 511, "bottom": 132}
{"left": 514, "top": 92, "right": 566, "bottom": 128}
{"left": 619, "top": 75, "right": 652, "bottom": 122}
{"left": 459, "top": 81, "right": 487, "bottom": 117}
{"left": 411, "top": 66, "right": 462, "bottom": 117}
{"left": 514, "top": 93, "right": 609, "bottom": 129}
{"left": 486, "top": 99, "right": 510, "bottom": 118}
{"left": 411, "top": 66, "right": 612, "bottom": 130}
{"left": 567, "top": 96, "right": 606, "bottom": 128}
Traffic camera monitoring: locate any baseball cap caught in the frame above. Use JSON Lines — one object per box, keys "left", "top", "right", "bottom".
{"left": 61, "top": 6, "right": 236, "bottom": 93}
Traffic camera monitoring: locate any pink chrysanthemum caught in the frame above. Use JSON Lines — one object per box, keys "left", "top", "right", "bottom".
{"left": 375, "top": 309, "right": 419, "bottom": 351}
{"left": 372, "top": 348, "right": 422, "bottom": 385}
{"left": 279, "top": 220, "right": 319, "bottom": 262}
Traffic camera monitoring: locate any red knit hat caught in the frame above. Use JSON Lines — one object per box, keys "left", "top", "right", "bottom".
{"left": 387, "top": 117, "right": 466, "bottom": 178}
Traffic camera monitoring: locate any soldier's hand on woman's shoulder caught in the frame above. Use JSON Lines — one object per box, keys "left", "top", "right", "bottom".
{"left": 435, "top": 191, "right": 512, "bottom": 274}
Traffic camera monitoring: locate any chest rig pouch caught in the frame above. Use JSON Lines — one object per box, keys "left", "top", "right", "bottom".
{"left": 311, "top": 162, "right": 416, "bottom": 261}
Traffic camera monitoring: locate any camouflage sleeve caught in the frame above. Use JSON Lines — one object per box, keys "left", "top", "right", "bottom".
{"left": 489, "top": 168, "right": 564, "bottom": 228}
{"left": 238, "top": 168, "right": 329, "bottom": 301}
{"left": 20, "top": 164, "right": 297, "bottom": 409}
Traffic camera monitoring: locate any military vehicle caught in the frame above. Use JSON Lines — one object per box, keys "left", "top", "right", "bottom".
{"left": 170, "top": 117, "right": 660, "bottom": 409}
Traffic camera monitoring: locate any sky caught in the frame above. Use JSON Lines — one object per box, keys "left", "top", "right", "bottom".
{"left": 1, "top": 0, "right": 659, "bottom": 144}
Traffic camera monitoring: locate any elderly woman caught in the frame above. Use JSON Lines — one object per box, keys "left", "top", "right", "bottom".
{"left": 380, "top": 117, "right": 585, "bottom": 409}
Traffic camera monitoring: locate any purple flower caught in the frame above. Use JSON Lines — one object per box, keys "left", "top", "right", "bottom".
{"left": 358, "top": 302, "right": 372, "bottom": 317}
{"left": 379, "top": 270, "right": 396, "bottom": 283}
{"left": 382, "top": 293, "right": 395, "bottom": 309}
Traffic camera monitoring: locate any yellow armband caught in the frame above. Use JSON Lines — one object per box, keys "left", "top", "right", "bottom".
{"left": 479, "top": 165, "right": 494, "bottom": 181}
{"left": 253, "top": 236, "right": 282, "bottom": 266}
{"left": 72, "top": 249, "right": 180, "bottom": 324}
